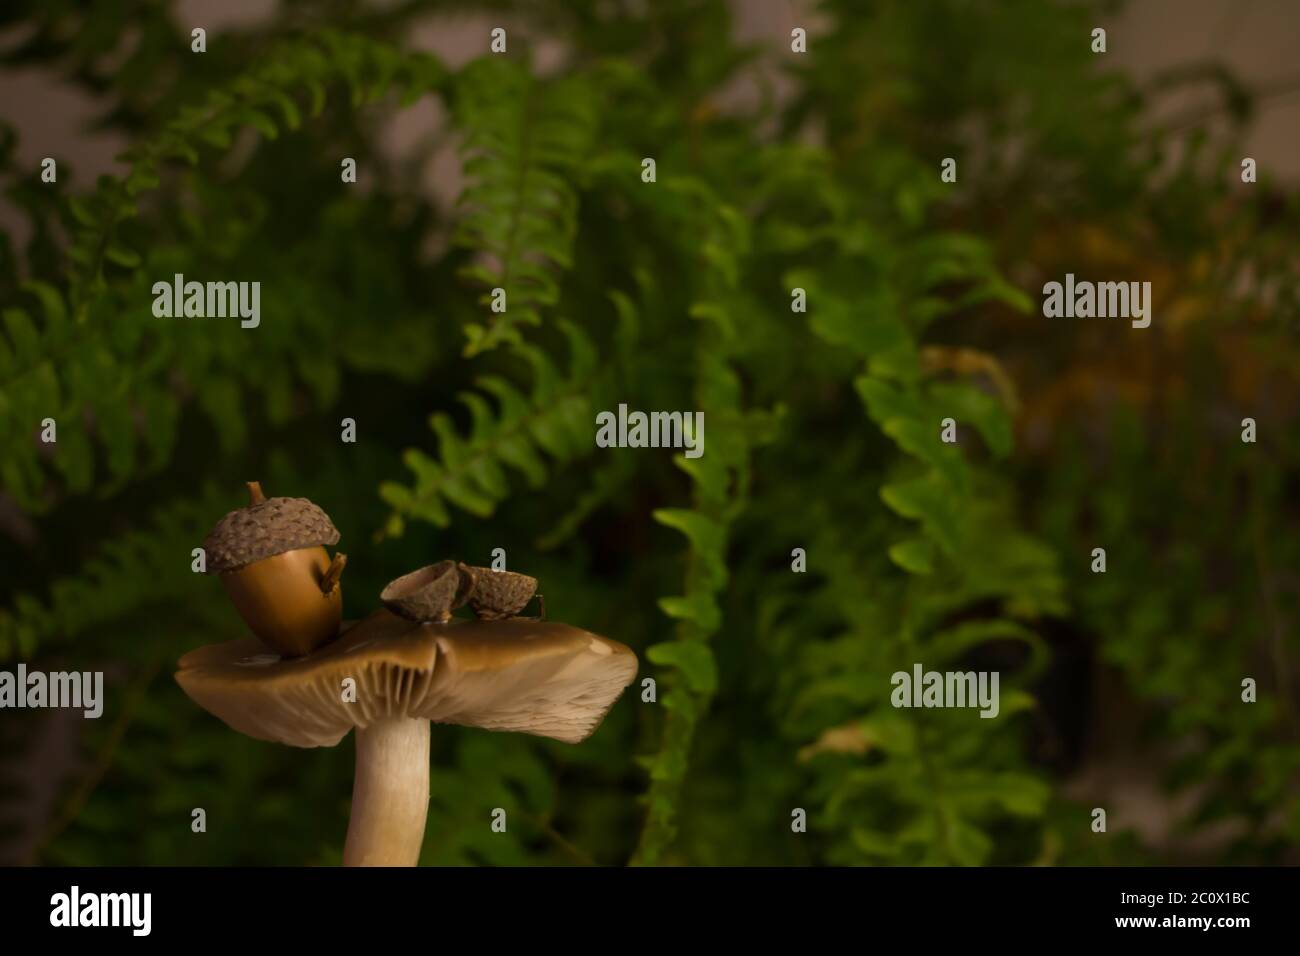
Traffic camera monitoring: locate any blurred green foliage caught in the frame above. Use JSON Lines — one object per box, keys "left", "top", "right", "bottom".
{"left": 0, "top": 0, "right": 1296, "bottom": 866}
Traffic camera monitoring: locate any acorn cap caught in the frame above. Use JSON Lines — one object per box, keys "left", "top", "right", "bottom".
{"left": 460, "top": 564, "right": 538, "bottom": 620}
{"left": 174, "top": 608, "right": 638, "bottom": 746}
{"left": 203, "top": 483, "right": 340, "bottom": 574}
{"left": 380, "top": 561, "right": 468, "bottom": 622}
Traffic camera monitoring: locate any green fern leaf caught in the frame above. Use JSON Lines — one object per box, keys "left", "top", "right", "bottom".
{"left": 452, "top": 58, "right": 596, "bottom": 356}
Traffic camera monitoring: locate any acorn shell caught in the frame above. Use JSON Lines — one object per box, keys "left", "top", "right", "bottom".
{"left": 380, "top": 560, "right": 468, "bottom": 622}
{"left": 204, "top": 495, "right": 339, "bottom": 574}
{"left": 460, "top": 564, "right": 538, "bottom": 620}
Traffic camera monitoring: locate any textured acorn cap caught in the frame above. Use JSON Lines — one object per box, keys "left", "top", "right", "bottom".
{"left": 174, "top": 608, "right": 638, "bottom": 746}
{"left": 380, "top": 560, "right": 467, "bottom": 622}
{"left": 204, "top": 495, "right": 340, "bottom": 574}
{"left": 460, "top": 564, "right": 538, "bottom": 620}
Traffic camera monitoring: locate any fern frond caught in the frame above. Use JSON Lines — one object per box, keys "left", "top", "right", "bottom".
{"left": 631, "top": 187, "right": 763, "bottom": 866}
{"left": 784, "top": 247, "right": 1065, "bottom": 865}
{"left": 66, "top": 31, "right": 445, "bottom": 307}
{"left": 379, "top": 321, "right": 601, "bottom": 536}
{"left": 451, "top": 57, "right": 597, "bottom": 356}
{"left": 0, "top": 486, "right": 230, "bottom": 661}
{"left": 0, "top": 33, "right": 446, "bottom": 509}
{"left": 534, "top": 455, "right": 636, "bottom": 551}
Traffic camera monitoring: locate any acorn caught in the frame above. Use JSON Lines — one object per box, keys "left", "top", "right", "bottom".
{"left": 203, "top": 481, "right": 347, "bottom": 657}
{"left": 458, "top": 563, "right": 539, "bottom": 620}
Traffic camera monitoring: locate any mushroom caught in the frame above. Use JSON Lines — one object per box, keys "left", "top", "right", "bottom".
{"left": 202, "top": 481, "right": 347, "bottom": 658}
{"left": 175, "top": 608, "right": 638, "bottom": 865}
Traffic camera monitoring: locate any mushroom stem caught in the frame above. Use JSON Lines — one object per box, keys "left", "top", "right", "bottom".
{"left": 246, "top": 481, "right": 266, "bottom": 505}
{"left": 344, "top": 717, "right": 430, "bottom": 866}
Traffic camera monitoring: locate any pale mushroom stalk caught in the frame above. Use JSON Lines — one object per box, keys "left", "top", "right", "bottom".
{"left": 344, "top": 717, "right": 430, "bottom": 866}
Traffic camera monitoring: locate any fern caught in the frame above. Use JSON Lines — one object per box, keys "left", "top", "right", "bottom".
{"left": 631, "top": 183, "right": 766, "bottom": 865}
{"left": 451, "top": 57, "right": 597, "bottom": 356}
{"left": 65, "top": 30, "right": 445, "bottom": 307}
{"left": 1041, "top": 406, "right": 1300, "bottom": 858}
{"left": 379, "top": 321, "right": 603, "bottom": 535}
{"left": 0, "top": 485, "right": 234, "bottom": 661}
{"left": 535, "top": 455, "right": 636, "bottom": 551}
{"left": 780, "top": 220, "right": 1066, "bottom": 863}
{"left": 0, "top": 32, "right": 446, "bottom": 510}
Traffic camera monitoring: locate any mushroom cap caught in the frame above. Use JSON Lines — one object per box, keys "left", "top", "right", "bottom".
{"left": 203, "top": 496, "right": 340, "bottom": 574}
{"left": 175, "top": 609, "right": 638, "bottom": 746}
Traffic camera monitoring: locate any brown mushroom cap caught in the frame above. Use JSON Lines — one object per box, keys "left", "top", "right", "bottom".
{"left": 203, "top": 496, "right": 340, "bottom": 574}
{"left": 175, "top": 609, "right": 638, "bottom": 746}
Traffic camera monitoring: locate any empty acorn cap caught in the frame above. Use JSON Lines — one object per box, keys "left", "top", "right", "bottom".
{"left": 380, "top": 561, "right": 468, "bottom": 622}
{"left": 203, "top": 483, "right": 340, "bottom": 574}
{"left": 460, "top": 563, "right": 538, "bottom": 620}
